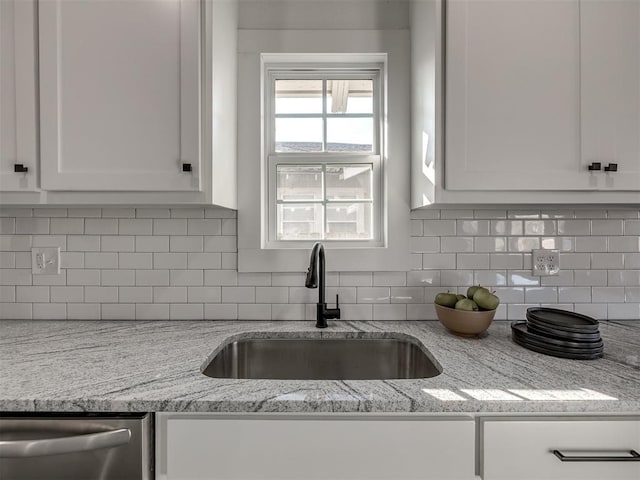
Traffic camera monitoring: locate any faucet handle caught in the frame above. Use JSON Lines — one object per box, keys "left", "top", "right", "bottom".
{"left": 335, "top": 294, "right": 339, "bottom": 308}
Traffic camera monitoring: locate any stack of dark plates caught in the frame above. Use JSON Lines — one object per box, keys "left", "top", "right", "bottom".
{"left": 511, "top": 307, "right": 603, "bottom": 360}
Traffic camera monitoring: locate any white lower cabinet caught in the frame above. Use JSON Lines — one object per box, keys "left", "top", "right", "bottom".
{"left": 156, "top": 413, "right": 477, "bottom": 480}
{"left": 482, "top": 418, "right": 640, "bottom": 480}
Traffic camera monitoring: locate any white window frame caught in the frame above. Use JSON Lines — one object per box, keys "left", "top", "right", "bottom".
{"left": 263, "top": 65, "right": 385, "bottom": 249}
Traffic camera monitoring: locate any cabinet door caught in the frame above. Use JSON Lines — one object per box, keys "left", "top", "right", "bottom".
{"left": 157, "top": 414, "right": 476, "bottom": 480}
{"left": 39, "top": 0, "right": 200, "bottom": 191}
{"left": 581, "top": 0, "right": 640, "bottom": 190}
{"left": 0, "top": 0, "right": 37, "bottom": 192}
{"left": 483, "top": 419, "right": 640, "bottom": 480}
{"left": 445, "top": 0, "right": 587, "bottom": 191}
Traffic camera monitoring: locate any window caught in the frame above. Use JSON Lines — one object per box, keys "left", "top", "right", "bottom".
{"left": 264, "top": 66, "right": 384, "bottom": 248}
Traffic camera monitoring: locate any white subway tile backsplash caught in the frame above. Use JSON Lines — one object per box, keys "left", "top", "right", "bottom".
{"left": 373, "top": 304, "right": 407, "bottom": 320}
{"left": 607, "top": 303, "right": 640, "bottom": 319}
{"left": 255, "top": 286, "right": 288, "bottom": 304}
{"left": 0, "top": 207, "right": 638, "bottom": 321}
{"left": 101, "top": 236, "right": 135, "bottom": 252}
{"left": 187, "top": 286, "right": 221, "bottom": 303}
{"left": 153, "top": 219, "right": 187, "bottom": 235}
{"left": 373, "top": 272, "right": 406, "bottom": 286}
{"left": 169, "top": 303, "right": 203, "bottom": 320}
{"left": 609, "top": 236, "right": 640, "bottom": 252}
{"left": 0, "top": 252, "right": 15, "bottom": 269}
{"left": 574, "top": 270, "right": 608, "bottom": 286}
{"left": 16, "top": 286, "right": 49, "bottom": 302}
{"left": 119, "top": 219, "right": 153, "bottom": 235}
{"left": 222, "top": 286, "right": 255, "bottom": 303}
{"left": 204, "top": 303, "right": 237, "bottom": 320}
{"left": 34, "top": 303, "right": 66, "bottom": 320}
{"left": 390, "top": 287, "right": 424, "bottom": 304}
{"left": 592, "top": 287, "right": 625, "bottom": 303}
{"left": 154, "top": 286, "right": 187, "bottom": 303}
{"left": 170, "top": 270, "right": 203, "bottom": 286}
{"left": 67, "top": 208, "right": 100, "bottom": 218}
{"left": 170, "top": 208, "right": 204, "bottom": 219}
{"left": 356, "top": 287, "right": 390, "bottom": 303}
{"left": 15, "top": 218, "right": 49, "bottom": 234}
{"left": 67, "top": 303, "right": 100, "bottom": 320}
{"left": 85, "top": 286, "right": 118, "bottom": 303}
{"left": 85, "top": 253, "right": 118, "bottom": 269}
{"left": 188, "top": 219, "right": 221, "bottom": 235}
{"left": 0, "top": 217, "right": 16, "bottom": 235}
{"left": 187, "top": 253, "right": 221, "bottom": 269}
{"left": 136, "top": 236, "right": 169, "bottom": 252}
{"left": 238, "top": 304, "right": 271, "bottom": 320}
{"left": 50, "top": 218, "right": 84, "bottom": 235}
{"left": 101, "top": 269, "right": 135, "bottom": 286}
{"left": 457, "top": 254, "right": 490, "bottom": 269}
{"left": 135, "top": 303, "right": 169, "bottom": 320}
{"left": 67, "top": 269, "right": 100, "bottom": 286}
{"left": 119, "top": 286, "right": 153, "bottom": 303}
{"left": 153, "top": 253, "right": 187, "bottom": 270}
{"left": 101, "top": 304, "right": 135, "bottom": 319}
{"left": 0, "top": 286, "right": 15, "bottom": 302}
{"left": 85, "top": 219, "right": 117, "bottom": 235}
{"left": 0, "top": 303, "right": 31, "bottom": 319}
{"left": 136, "top": 270, "right": 169, "bottom": 286}
{"left": 591, "top": 253, "right": 624, "bottom": 269}
{"left": 68, "top": 235, "right": 100, "bottom": 252}
{"left": 119, "top": 253, "right": 153, "bottom": 269}
{"left": 592, "top": 219, "right": 623, "bottom": 236}
{"left": 0, "top": 269, "right": 31, "bottom": 286}
{"left": 136, "top": 208, "right": 170, "bottom": 219}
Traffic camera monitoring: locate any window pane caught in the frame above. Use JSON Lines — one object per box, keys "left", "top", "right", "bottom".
{"left": 275, "top": 118, "right": 323, "bottom": 152}
{"left": 276, "top": 79, "right": 323, "bottom": 114}
{"left": 277, "top": 165, "right": 323, "bottom": 201}
{"left": 326, "top": 165, "right": 372, "bottom": 200}
{"left": 327, "top": 80, "right": 373, "bottom": 114}
{"left": 326, "top": 117, "right": 373, "bottom": 152}
{"left": 326, "top": 203, "right": 372, "bottom": 240}
{"left": 277, "top": 203, "right": 323, "bottom": 240}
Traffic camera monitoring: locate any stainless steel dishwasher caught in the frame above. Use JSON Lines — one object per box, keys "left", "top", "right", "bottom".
{"left": 0, "top": 412, "right": 153, "bottom": 480}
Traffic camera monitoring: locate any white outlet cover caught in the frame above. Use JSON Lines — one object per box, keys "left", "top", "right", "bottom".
{"left": 532, "top": 249, "right": 560, "bottom": 276}
{"left": 31, "top": 247, "right": 61, "bottom": 275}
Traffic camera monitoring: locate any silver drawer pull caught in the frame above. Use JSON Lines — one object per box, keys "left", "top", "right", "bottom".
{"left": 553, "top": 449, "right": 640, "bottom": 462}
{"left": 0, "top": 428, "right": 131, "bottom": 458}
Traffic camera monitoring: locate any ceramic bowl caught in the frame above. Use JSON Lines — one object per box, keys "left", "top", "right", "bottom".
{"left": 434, "top": 303, "right": 496, "bottom": 337}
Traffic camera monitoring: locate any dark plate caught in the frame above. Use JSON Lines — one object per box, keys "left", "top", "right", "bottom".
{"left": 525, "top": 321, "right": 603, "bottom": 343}
{"left": 526, "top": 307, "right": 599, "bottom": 333}
{"left": 512, "top": 322, "right": 604, "bottom": 351}
{"left": 511, "top": 331, "right": 603, "bottom": 360}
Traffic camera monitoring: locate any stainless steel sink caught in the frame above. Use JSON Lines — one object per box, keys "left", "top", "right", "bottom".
{"left": 202, "top": 337, "right": 442, "bottom": 380}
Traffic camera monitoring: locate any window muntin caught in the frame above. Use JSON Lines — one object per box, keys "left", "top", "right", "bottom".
{"left": 266, "top": 66, "right": 383, "bottom": 247}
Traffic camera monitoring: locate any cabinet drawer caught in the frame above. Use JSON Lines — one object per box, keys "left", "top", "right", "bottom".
{"left": 483, "top": 419, "right": 640, "bottom": 480}
{"left": 157, "top": 414, "right": 476, "bottom": 480}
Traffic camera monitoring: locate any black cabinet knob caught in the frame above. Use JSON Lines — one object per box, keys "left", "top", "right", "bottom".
{"left": 182, "top": 163, "right": 192, "bottom": 172}
{"left": 604, "top": 163, "right": 618, "bottom": 172}
{"left": 14, "top": 164, "right": 28, "bottom": 173}
{"left": 587, "top": 162, "right": 601, "bottom": 171}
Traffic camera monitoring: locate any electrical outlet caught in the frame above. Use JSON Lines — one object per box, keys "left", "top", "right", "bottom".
{"left": 31, "top": 247, "right": 61, "bottom": 275}
{"left": 532, "top": 249, "right": 560, "bottom": 276}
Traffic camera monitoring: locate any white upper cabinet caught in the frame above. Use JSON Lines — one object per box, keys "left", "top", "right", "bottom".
{"left": 445, "top": 0, "right": 584, "bottom": 191}
{"left": 0, "top": 0, "right": 37, "bottom": 192}
{"left": 580, "top": 0, "right": 640, "bottom": 190}
{"left": 39, "top": 0, "right": 201, "bottom": 192}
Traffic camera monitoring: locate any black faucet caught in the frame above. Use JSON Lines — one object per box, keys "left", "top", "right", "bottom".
{"left": 305, "top": 242, "right": 340, "bottom": 328}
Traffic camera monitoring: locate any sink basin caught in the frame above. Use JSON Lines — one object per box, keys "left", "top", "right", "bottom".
{"left": 202, "top": 336, "right": 442, "bottom": 380}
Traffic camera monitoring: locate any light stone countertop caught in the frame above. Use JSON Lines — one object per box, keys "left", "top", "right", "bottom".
{"left": 0, "top": 320, "right": 638, "bottom": 414}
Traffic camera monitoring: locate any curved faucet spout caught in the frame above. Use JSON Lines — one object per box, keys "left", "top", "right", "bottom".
{"left": 305, "top": 242, "right": 340, "bottom": 328}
